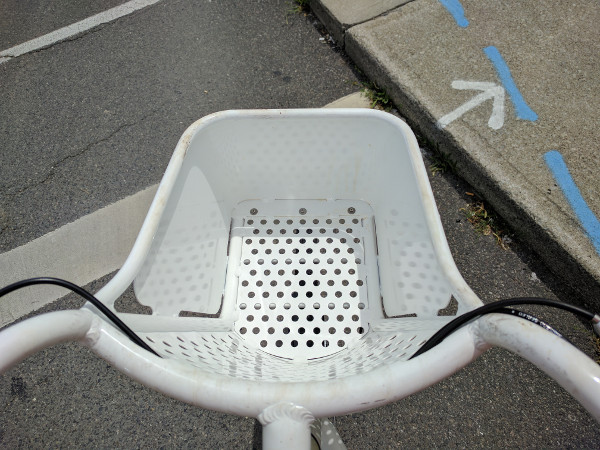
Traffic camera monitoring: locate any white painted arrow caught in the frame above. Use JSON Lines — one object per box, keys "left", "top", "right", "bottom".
{"left": 437, "top": 80, "right": 505, "bottom": 130}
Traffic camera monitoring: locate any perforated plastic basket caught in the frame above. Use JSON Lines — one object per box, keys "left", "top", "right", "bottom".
{"left": 99, "top": 109, "right": 482, "bottom": 381}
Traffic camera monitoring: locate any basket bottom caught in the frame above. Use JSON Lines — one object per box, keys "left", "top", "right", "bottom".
{"left": 228, "top": 199, "right": 380, "bottom": 360}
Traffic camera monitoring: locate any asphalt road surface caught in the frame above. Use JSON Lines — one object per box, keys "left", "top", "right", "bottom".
{"left": 1, "top": 1, "right": 599, "bottom": 448}
{"left": 0, "top": 0, "right": 360, "bottom": 252}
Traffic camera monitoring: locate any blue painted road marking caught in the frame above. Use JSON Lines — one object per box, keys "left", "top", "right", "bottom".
{"left": 545, "top": 150, "right": 600, "bottom": 255}
{"left": 438, "top": 0, "right": 469, "bottom": 28}
{"left": 484, "top": 46, "right": 538, "bottom": 121}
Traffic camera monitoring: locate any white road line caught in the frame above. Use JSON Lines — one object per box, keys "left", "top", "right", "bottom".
{"left": 0, "top": 0, "right": 162, "bottom": 64}
{"left": 0, "top": 185, "right": 157, "bottom": 327}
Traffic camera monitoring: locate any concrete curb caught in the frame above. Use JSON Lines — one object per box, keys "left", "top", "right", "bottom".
{"left": 311, "top": 0, "right": 600, "bottom": 305}
{"left": 310, "top": 0, "right": 411, "bottom": 48}
{"left": 343, "top": 28, "right": 600, "bottom": 305}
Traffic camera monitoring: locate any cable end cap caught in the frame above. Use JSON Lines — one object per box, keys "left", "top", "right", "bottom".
{"left": 592, "top": 315, "right": 600, "bottom": 337}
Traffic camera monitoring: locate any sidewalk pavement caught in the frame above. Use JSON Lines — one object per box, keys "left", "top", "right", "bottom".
{"left": 310, "top": 0, "right": 600, "bottom": 304}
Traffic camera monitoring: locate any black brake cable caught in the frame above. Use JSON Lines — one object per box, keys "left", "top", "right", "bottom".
{"left": 0, "top": 277, "right": 160, "bottom": 357}
{"left": 496, "top": 308, "right": 567, "bottom": 341}
{"left": 410, "top": 297, "right": 600, "bottom": 359}
{"left": 4, "top": 282, "right": 597, "bottom": 363}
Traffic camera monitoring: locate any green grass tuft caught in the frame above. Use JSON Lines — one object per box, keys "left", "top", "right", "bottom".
{"left": 291, "top": 0, "right": 310, "bottom": 13}
{"left": 460, "top": 198, "right": 511, "bottom": 249}
{"left": 361, "top": 81, "right": 392, "bottom": 111}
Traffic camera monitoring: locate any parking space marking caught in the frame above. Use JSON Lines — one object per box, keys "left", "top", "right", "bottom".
{"left": 0, "top": 0, "right": 162, "bottom": 65}
{"left": 545, "top": 150, "right": 600, "bottom": 255}
{"left": 484, "top": 46, "right": 538, "bottom": 122}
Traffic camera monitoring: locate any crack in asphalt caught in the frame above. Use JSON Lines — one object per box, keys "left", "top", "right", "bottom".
{"left": 1, "top": 103, "right": 166, "bottom": 201}
{"left": 23, "top": 23, "right": 110, "bottom": 58}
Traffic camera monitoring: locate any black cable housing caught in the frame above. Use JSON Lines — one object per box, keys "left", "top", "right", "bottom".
{"left": 0, "top": 277, "right": 160, "bottom": 357}
{"left": 495, "top": 308, "right": 566, "bottom": 340}
{"left": 410, "top": 297, "right": 595, "bottom": 359}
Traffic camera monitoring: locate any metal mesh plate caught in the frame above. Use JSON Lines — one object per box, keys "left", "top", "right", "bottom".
{"left": 229, "top": 200, "right": 380, "bottom": 360}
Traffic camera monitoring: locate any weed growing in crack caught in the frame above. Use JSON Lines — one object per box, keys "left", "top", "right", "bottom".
{"left": 291, "top": 0, "right": 310, "bottom": 13}
{"left": 460, "top": 197, "right": 511, "bottom": 249}
{"left": 430, "top": 149, "right": 456, "bottom": 176}
{"left": 361, "top": 81, "right": 392, "bottom": 111}
{"left": 417, "top": 136, "right": 456, "bottom": 176}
